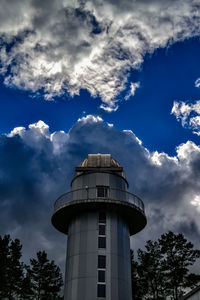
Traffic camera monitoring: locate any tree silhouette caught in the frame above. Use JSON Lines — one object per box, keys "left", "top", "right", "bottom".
{"left": 0, "top": 235, "right": 24, "bottom": 299}
{"left": 159, "top": 231, "right": 200, "bottom": 299}
{"left": 0, "top": 235, "right": 64, "bottom": 299}
{"left": 137, "top": 240, "right": 166, "bottom": 299}
{"left": 28, "top": 250, "right": 63, "bottom": 300}
{"left": 131, "top": 249, "right": 148, "bottom": 300}
{"left": 19, "top": 269, "right": 34, "bottom": 299}
{"left": 131, "top": 231, "right": 200, "bottom": 300}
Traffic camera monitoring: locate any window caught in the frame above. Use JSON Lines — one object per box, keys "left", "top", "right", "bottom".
{"left": 98, "top": 255, "right": 106, "bottom": 269}
{"left": 97, "top": 186, "right": 108, "bottom": 198}
{"left": 99, "top": 212, "right": 106, "bottom": 224}
{"left": 97, "top": 284, "right": 106, "bottom": 297}
{"left": 98, "top": 270, "right": 105, "bottom": 282}
{"left": 98, "top": 236, "right": 106, "bottom": 248}
{"left": 99, "top": 224, "right": 106, "bottom": 235}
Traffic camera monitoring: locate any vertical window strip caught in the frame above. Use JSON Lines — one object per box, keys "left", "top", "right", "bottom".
{"left": 97, "top": 212, "right": 107, "bottom": 298}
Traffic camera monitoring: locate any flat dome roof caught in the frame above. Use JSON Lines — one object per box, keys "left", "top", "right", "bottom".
{"left": 79, "top": 154, "right": 122, "bottom": 168}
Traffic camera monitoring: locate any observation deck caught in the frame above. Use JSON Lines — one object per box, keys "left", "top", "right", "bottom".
{"left": 52, "top": 186, "right": 146, "bottom": 236}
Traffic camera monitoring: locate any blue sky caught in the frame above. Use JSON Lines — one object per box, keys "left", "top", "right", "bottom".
{"left": 1, "top": 0, "right": 200, "bottom": 272}
{"left": 1, "top": 37, "right": 200, "bottom": 155}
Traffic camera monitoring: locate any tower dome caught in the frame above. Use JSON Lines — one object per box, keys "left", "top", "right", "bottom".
{"left": 79, "top": 153, "right": 122, "bottom": 168}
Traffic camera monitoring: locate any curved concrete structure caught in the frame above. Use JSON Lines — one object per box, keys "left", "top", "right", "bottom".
{"left": 52, "top": 154, "right": 147, "bottom": 300}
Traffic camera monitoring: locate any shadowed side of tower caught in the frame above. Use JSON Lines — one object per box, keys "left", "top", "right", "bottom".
{"left": 52, "top": 154, "right": 147, "bottom": 300}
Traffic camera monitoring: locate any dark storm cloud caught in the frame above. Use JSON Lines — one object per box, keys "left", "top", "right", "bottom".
{"left": 0, "top": 0, "right": 200, "bottom": 110}
{"left": 1, "top": 116, "right": 200, "bottom": 268}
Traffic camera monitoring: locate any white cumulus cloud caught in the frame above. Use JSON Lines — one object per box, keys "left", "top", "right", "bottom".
{"left": 77, "top": 114, "right": 103, "bottom": 123}
{"left": 0, "top": 0, "right": 200, "bottom": 109}
{"left": 171, "top": 100, "right": 200, "bottom": 135}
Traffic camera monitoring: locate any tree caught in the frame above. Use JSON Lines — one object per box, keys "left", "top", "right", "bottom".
{"left": 19, "top": 267, "right": 34, "bottom": 299}
{"left": 0, "top": 234, "right": 10, "bottom": 298}
{"left": 131, "top": 250, "right": 148, "bottom": 300}
{"left": 131, "top": 231, "right": 200, "bottom": 300}
{"left": 159, "top": 231, "right": 200, "bottom": 300}
{"left": 0, "top": 235, "right": 64, "bottom": 299}
{"left": 0, "top": 234, "right": 24, "bottom": 299}
{"left": 29, "top": 250, "right": 63, "bottom": 300}
{"left": 136, "top": 240, "right": 166, "bottom": 299}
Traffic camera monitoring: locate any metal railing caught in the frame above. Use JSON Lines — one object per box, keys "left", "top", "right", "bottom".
{"left": 54, "top": 187, "right": 145, "bottom": 213}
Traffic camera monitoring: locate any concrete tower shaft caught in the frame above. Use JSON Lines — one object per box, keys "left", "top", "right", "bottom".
{"left": 52, "top": 154, "right": 146, "bottom": 300}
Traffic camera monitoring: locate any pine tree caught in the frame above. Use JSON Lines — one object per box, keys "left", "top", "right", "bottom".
{"left": 0, "top": 235, "right": 24, "bottom": 299}
{"left": 0, "top": 235, "right": 10, "bottom": 298}
{"left": 136, "top": 240, "right": 166, "bottom": 299}
{"left": 19, "top": 267, "right": 34, "bottom": 299}
{"left": 131, "top": 232, "right": 200, "bottom": 300}
{"left": 159, "top": 231, "right": 200, "bottom": 300}
{"left": 0, "top": 235, "right": 63, "bottom": 299}
{"left": 131, "top": 250, "right": 148, "bottom": 300}
{"left": 29, "top": 250, "right": 63, "bottom": 300}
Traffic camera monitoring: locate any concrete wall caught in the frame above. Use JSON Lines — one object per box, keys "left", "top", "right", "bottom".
{"left": 64, "top": 211, "right": 132, "bottom": 300}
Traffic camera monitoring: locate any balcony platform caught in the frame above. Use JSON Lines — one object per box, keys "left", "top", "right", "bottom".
{"left": 52, "top": 188, "right": 147, "bottom": 236}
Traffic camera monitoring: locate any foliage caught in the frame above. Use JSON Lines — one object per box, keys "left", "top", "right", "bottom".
{"left": 131, "top": 231, "right": 200, "bottom": 300}
{"left": 28, "top": 250, "right": 63, "bottom": 300}
{"left": 159, "top": 231, "right": 200, "bottom": 299}
{"left": 19, "top": 269, "right": 34, "bottom": 299}
{"left": 0, "top": 235, "right": 63, "bottom": 299}
{"left": 137, "top": 240, "right": 166, "bottom": 299}
{"left": 0, "top": 234, "right": 24, "bottom": 299}
{"left": 131, "top": 249, "right": 148, "bottom": 300}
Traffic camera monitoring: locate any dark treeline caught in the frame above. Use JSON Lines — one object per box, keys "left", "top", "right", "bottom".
{"left": 131, "top": 231, "right": 200, "bottom": 300}
{"left": 1, "top": 232, "right": 200, "bottom": 300}
{"left": 0, "top": 235, "right": 63, "bottom": 299}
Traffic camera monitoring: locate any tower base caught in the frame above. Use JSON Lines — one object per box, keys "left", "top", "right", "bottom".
{"left": 64, "top": 210, "right": 132, "bottom": 300}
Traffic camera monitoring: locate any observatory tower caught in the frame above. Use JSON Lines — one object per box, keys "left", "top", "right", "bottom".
{"left": 52, "top": 154, "right": 146, "bottom": 300}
